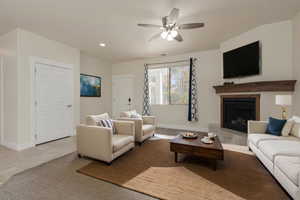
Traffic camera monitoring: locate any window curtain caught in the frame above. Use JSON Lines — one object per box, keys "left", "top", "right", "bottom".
{"left": 188, "top": 58, "right": 198, "bottom": 121}
{"left": 142, "top": 64, "right": 151, "bottom": 116}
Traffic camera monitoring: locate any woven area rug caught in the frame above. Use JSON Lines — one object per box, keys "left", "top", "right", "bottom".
{"left": 77, "top": 139, "right": 288, "bottom": 200}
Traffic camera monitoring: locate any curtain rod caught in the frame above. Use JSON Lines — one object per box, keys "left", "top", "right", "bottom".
{"left": 145, "top": 58, "right": 197, "bottom": 67}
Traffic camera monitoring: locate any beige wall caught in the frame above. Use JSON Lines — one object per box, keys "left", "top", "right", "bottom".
{"left": 80, "top": 53, "right": 112, "bottom": 123}
{"left": 112, "top": 50, "right": 222, "bottom": 131}
{"left": 293, "top": 12, "right": 300, "bottom": 115}
{"left": 18, "top": 29, "right": 80, "bottom": 149}
{"left": 112, "top": 20, "right": 294, "bottom": 130}
{"left": 0, "top": 30, "right": 19, "bottom": 148}
{"left": 0, "top": 28, "right": 81, "bottom": 150}
{"left": 220, "top": 20, "right": 293, "bottom": 83}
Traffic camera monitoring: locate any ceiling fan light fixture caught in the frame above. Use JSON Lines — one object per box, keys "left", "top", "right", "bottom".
{"left": 161, "top": 31, "right": 168, "bottom": 39}
{"left": 167, "top": 34, "right": 174, "bottom": 41}
{"left": 170, "top": 30, "right": 178, "bottom": 38}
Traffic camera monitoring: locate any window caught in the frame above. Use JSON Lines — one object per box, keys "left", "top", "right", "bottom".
{"left": 149, "top": 65, "right": 189, "bottom": 105}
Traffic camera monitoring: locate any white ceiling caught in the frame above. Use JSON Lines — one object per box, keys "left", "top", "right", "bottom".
{"left": 0, "top": 0, "right": 300, "bottom": 62}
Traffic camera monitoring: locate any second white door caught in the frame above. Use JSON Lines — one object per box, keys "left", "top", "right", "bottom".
{"left": 112, "top": 75, "right": 134, "bottom": 118}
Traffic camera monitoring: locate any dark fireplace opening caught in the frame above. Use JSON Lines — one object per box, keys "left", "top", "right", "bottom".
{"left": 222, "top": 97, "right": 258, "bottom": 133}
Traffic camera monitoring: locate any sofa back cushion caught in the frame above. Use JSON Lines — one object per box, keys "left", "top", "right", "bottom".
{"left": 291, "top": 123, "right": 300, "bottom": 138}
{"left": 281, "top": 121, "right": 294, "bottom": 136}
{"left": 86, "top": 113, "right": 110, "bottom": 126}
{"left": 291, "top": 116, "right": 300, "bottom": 123}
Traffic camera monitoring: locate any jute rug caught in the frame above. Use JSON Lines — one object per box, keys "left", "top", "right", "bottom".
{"left": 77, "top": 139, "right": 289, "bottom": 200}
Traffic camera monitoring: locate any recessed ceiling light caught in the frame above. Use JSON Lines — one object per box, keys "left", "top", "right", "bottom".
{"left": 99, "top": 43, "right": 106, "bottom": 47}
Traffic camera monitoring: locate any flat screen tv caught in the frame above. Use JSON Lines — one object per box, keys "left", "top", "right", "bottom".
{"left": 223, "top": 41, "right": 260, "bottom": 79}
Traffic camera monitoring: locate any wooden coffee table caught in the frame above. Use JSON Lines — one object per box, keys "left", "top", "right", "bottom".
{"left": 170, "top": 132, "right": 224, "bottom": 170}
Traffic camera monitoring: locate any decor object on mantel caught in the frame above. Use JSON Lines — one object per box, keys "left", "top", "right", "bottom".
{"left": 275, "top": 95, "right": 292, "bottom": 120}
{"left": 213, "top": 80, "right": 297, "bottom": 94}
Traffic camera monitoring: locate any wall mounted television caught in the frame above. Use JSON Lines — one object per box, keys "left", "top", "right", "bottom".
{"left": 223, "top": 41, "right": 260, "bottom": 79}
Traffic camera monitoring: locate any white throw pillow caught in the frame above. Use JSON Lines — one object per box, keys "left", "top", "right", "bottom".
{"left": 291, "top": 123, "right": 300, "bottom": 138}
{"left": 86, "top": 113, "right": 110, "bottom": 125}
{"left": 120, "top": 110, "right": 138, "bottom": 118}
{"left": 131, "top": 113, "right": 142, "bottom": 119}
{"left": 281, "top": 120, "right": 294, "bottom": 136}
{"left": 291, "top": 116, "right": 300, "bottom": 123}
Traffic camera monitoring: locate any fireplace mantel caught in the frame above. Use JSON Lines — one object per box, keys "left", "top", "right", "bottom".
{"left": 213, "top": 80, "right": 297, "bottom": 94}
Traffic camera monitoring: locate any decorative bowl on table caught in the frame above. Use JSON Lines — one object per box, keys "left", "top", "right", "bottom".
{"left": 181, "top": 132, "right": 198, "bottom": 139}
{"left": 201, "top": 136, "right": 214, "bottom": 144}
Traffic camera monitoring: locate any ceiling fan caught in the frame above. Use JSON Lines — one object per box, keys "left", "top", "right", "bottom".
{"left": 138, "top": 8, "right": 205, "bottom": 42}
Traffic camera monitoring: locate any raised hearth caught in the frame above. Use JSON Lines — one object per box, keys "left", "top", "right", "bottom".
{"left": 221, "top": 95, "right": 260, "bottom": 133}
{"left": 213, "top": 80, "right": 296, "bottom": 94}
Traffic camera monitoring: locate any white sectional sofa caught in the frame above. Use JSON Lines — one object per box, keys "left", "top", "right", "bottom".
{"left": 248, "top": 117, "right": 300, "bottom": 200}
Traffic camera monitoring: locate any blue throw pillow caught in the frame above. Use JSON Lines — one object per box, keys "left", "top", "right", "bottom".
{"left": 266, "top": 117, "right": 286, "bottom": 136}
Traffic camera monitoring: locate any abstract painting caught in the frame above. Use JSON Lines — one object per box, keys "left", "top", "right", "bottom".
{"left": 80, "top": 74, "right": 101, "bottom": 97}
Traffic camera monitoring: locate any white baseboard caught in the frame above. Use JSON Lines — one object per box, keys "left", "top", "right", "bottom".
{"left": 157, "top": 124, "right": 209, "bottom": 132}
{"left": 1, "top": 140, "right": 34, "bottom": 151}
{"left": 17, "top": 143, "right": 35, "bottom": 151}
{"left": 1, "top": 140, "right": 19, "bottom": 151}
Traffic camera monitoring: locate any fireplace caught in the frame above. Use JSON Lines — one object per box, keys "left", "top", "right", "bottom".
{"left": 221, "top": 95, "right": 260, "bottom": 133}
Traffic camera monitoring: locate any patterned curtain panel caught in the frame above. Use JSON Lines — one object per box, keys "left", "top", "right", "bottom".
{"left": 142, "top": 64, "right": 151, "bottom": 116}
{"left": 188, "top": 58, "right": 198, "bottom": 121}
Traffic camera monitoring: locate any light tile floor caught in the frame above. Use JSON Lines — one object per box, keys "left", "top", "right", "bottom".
{"left": 0, "top": 136, "right": 78, "bottom": 186}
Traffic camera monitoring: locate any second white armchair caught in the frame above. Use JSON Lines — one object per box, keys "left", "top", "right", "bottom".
{"left": 119, "top": 110, "right": 156, "bottom": 145}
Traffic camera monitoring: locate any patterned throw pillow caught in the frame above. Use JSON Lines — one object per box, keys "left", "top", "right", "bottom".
{"left": 96, "top": 119, "right": 115, "bottom": 134}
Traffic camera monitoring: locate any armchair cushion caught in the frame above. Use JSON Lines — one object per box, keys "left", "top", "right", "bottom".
{"left": 143, "top": 124, "right": 155, "bottom": 136}
{"left": 112, "top": 135, "right": 134, "bottom": 153}
{"left": 142, "top": 116, "right": 156, "bottom": 125}
{"left": 114, "top": 120, "right": 135, "bottom": 136}
{"left": 86, "top": 113, "right": 110, "bottom": 126}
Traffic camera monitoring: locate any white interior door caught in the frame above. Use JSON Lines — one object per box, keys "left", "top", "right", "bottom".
{"left": 112, "top": 75, "right": 134, "bottom": 118}
{"left": 35, "top": 62, "right": 73, "bottom": 144}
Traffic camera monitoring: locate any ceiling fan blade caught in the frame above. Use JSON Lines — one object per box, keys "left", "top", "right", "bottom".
{"left": 174, "top": 33, "right": 183, "bottom": 42}
{"left": 168, "top": 8, "right": 179, "bottom": 24}
{"left": 162, "top": 16, "right": 167, "bottom": 27}
{"left": 178, "top": 23, "right": 205, "bottom": 29}
{"left": 148, "top": 32, "right": 162, "bottom": 42}
{"left": 138, "top": 24, "right": 162, "bottom": 28}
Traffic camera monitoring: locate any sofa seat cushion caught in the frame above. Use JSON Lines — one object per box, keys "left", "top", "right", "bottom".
{"left": 248, "top": 134, "right": 280, "bottom": 146}
{"left": 142, "top": 124, "right": 155, "bottom": 136}
{"left": 112, "top": 135, "right": 134, "bottom": 153}
{"left": 258, "top": 140, "right": 300, "bottom": 162}
{"left": 275, "top": 156, "right": 300, "bottom": 186}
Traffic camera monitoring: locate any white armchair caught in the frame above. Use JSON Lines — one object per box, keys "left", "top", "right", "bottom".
{"left": 118, "top": 110, "right": 156, "bottom": 144}
{"left": 77, "top": 113, "right": 135, "bottom": 164}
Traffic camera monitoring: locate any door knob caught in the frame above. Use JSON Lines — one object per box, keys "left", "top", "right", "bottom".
{"left": 67, "top": 105, "right": 72, "bottom": 108}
